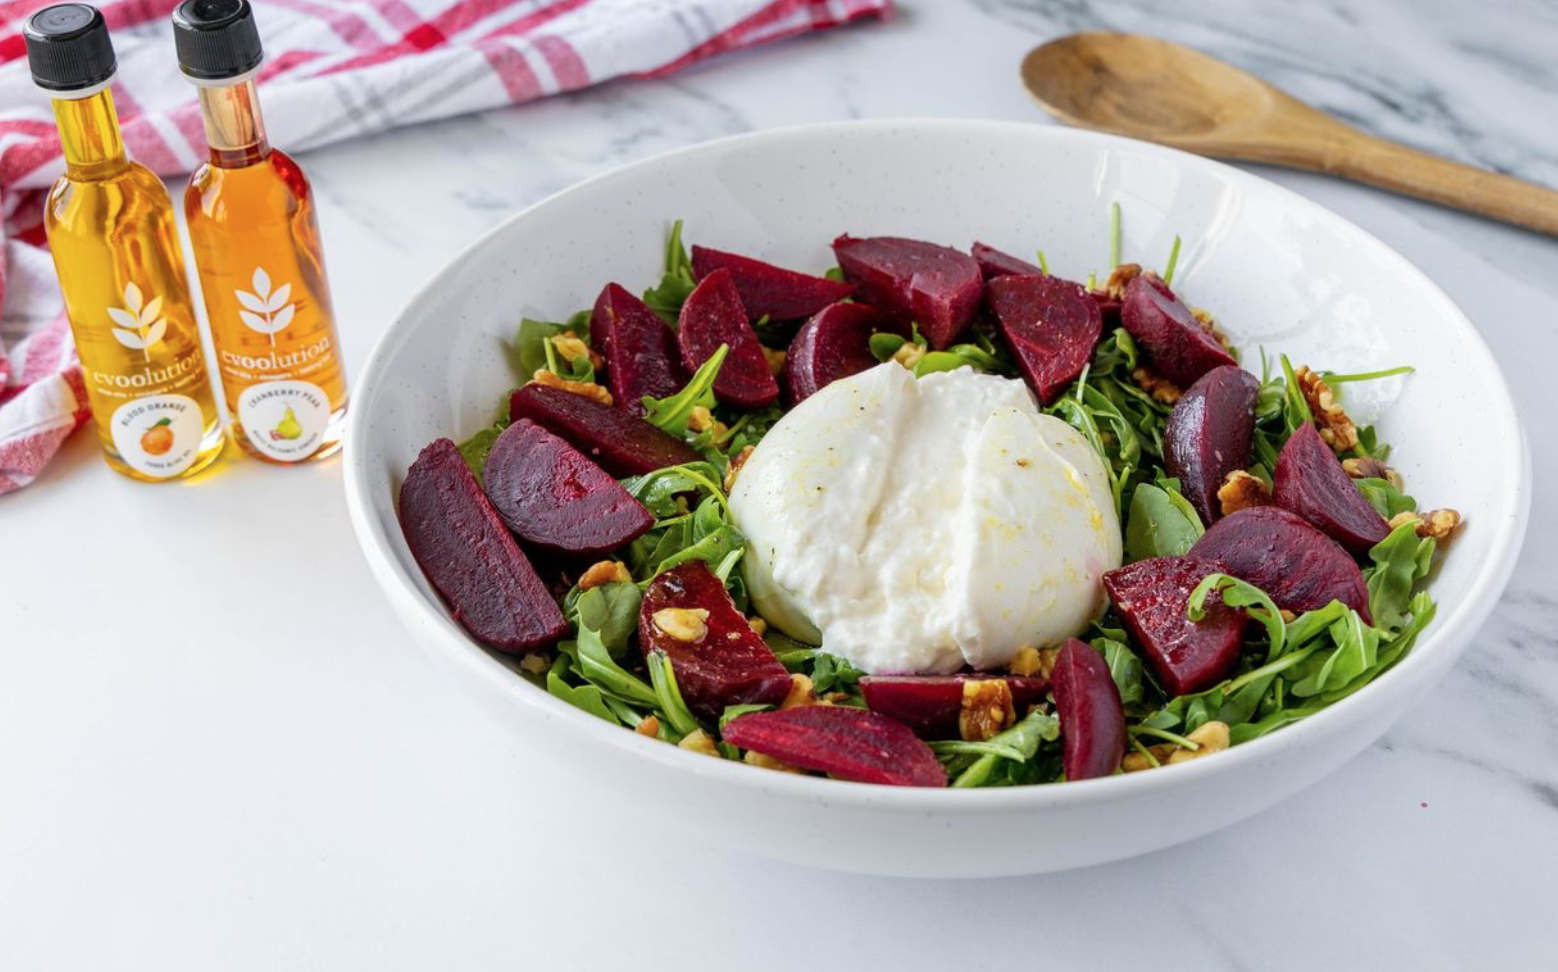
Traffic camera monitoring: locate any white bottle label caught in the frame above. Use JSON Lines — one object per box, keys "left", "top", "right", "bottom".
{"left": 109, "top": 394, "right": 204, "bottom": 478}
{"left": 238, "top": 379, "right": 329, "bottom": 461}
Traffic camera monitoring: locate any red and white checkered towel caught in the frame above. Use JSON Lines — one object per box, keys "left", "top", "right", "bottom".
{"left": 0, "top": 0, "right": 889, "bottom": 494}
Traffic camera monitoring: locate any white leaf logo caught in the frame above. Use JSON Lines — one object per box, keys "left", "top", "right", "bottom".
{"left": 235, "top": 266, "right": 296, "bottom": 345}
{"left": 108, "top": 282, "right": 166, "bottom": 361}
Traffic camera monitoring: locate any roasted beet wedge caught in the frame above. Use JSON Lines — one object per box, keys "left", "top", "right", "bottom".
{"left": 783, "top": 301, "right": 884, "bottom": 406}
{"left": 398, "top": 439, "right": 568, "bottom": 652}
{"left": 1273, "top": 423, "right": 1390, "bottom": 555}
{"left": 482, "top": 420, "right": 654, "bottom": 556}
{"left": 1103, "top": 556, "right": 1245, "bottom": 698}
{"left": 590, "top": 283, "right": 684, "bottom": 415}
{"left": 639, "top": 562, "right": 791, "bottom": 723}
{"left": 1051, "top": 639, "right": 1127, "bottom": 781}
{"left": 1164, "top": 365, "right": 1260, "bottom": 525}
{"left": 859, "top": 674, "right": 1050, "bottom": 739}
{"left": 689, "top": 245, "right": 854, "bottom": 322}
{"left": 1090, "top": 290, "right": 1122, "bottom": 329}
{"left": 986, "top": 274, "right": 1103, "bottom": 404}
{"left": 722, "top": 706, "right": 947, "bottom": 787}
{"left": 509, "top": 383, "right": 699, "bottom": 477}
{"left": 970, "top": 241, "right": 1043, "bottom": 280}
{"left": 832, "top": 234, "right": 983, "bottom": 350}
{"left": 1120, "top": 273, "right": 1237, "bottom": 387}
{"left": 1190, "top": 506, "right": 1371, "bottom": 620}
{"left": 676, "top": 268, "right": 780, "bottom": 409}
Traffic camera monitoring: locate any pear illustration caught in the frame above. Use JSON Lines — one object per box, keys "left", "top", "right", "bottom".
{"left": 271, "top": 406, "right": 303, "bottom": 441}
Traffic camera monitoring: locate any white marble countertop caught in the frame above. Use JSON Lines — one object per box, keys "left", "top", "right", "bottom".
{"left": 3, "top": 1, "right": 1555, "bottom": 968}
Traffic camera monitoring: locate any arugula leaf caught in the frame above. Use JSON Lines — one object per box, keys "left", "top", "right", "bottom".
{"left": 647, "top": 650, "right": 702, "bottom": 738}
{"left": 546, "top": 653, "right": 623, "bottom": 725}
{"left": 809, "top": 651, "right": 865, "bottom": 696}
{"left": 456, "top": 424, "right": 504, "bottom": 483}
{"left": 1189, "top": 572, "right": 1287, "bottom": 660}
{"left": 912, "top": 351, "right": 971, "bottom": 377}
{"left": 641, "top": 345, "right": 729, "bottom": 439}
{"left": 1357, "top": 477, "right": 1416, "bottom": 520}
{"left": 1278, "top": 354, "right": 1312, "bottom": 433}
{"left": 1151, "top": 474, "right": 1205, "bottom": 538}
{"left": 643, "top": 219, "right": 697, "bottom": 322}
{"left": 1093, "top": 636, "right": 1148, "bottom": 708}
{"left": 1162, "top": 234, "right": 1182, "bottom": 286}
{"left": 650, "top": 523, "right": 746, "bottom": 580}
{"left": 1290, "top": 609, "right": 1380, "bottom": 697}
{"left": 575, "top": 626, "right": 658, "bottom": 708}
{"left": 1125, "top": 483, "right": 1201, "bottom": 561}
{"left": 949, "top": 710, "right": 1061, "bottom": 788}
{"left": 517, "top": 312, "right": 591, "bottom": 379}
{"left": 1366, "top": 523, "right": 1436, "bottom": 631}
{"left": 720, "top": 703, "right": 772, "bottom": 732}
{"left": 570, "top": 582, "right": 642, "bottom": 658}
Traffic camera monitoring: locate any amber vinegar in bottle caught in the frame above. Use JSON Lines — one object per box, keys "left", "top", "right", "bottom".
{"left": 26, "top": 4, "right": 224, "bottom": 483}
{"left": 175, "top": 0, "right": 347, "bottom": 463}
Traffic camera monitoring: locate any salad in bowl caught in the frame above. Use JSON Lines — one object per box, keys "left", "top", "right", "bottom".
{"left": 394, "top": 208, "right": 1460, "bottom": 789}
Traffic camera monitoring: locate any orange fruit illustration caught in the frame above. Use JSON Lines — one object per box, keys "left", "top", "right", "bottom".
{"left": 141, "top": 418, "right": 174, "bottom": 456}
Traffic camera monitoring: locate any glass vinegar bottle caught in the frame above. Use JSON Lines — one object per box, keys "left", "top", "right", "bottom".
{"left": 31, "top": 9, "right": 224, "bottom": 482}
{"left": 182, "top": 71, "right": 347, "bottom": 463}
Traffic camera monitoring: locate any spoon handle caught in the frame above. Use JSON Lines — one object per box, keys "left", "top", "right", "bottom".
{"left": 1320, "top": 128, "right": 1558, "bottom": 236}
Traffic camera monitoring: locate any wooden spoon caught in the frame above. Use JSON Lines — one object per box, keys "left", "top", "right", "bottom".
{"left": 1021, "top": 32, "right": 1558, "bottom": 236}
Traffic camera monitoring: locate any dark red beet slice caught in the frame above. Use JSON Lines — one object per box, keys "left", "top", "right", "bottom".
{"left": 1164, "top": 365, "right": 1260, "bottom": 525}
{"left": 970, "top": 241, "right": 1042, "bottom": 280}
{"left": 986, "top": 274, "right": 1103, "bottom": 405}
{"left": 689, "top": 245, "right": 854, "bottom": 322}
{"left": 676, "top": 268, "right": 780, "bottom": 409}
{"left": 1103, "top": 556, "right": 1246, "bottom": 698}
{"left": 482, "top": 419, "right": 654, "bottom": 556}
{"left": 832, "top": 234, "right": 983, "bottom": 350}
{"left": 1090, "top": 290, "right": 1122, "bottom": 329}
{"left": 590, "top": 283, "right": 684, "bottom": 416}
{"left": 509, "top": 383, "right": 698, "bottom": 477}
{"left": 783, "top": 301, "right": 885, "bottom": 406}
{"left": 398, "top": 438, "right": 568, "bottom": 652}
{"left": 1050, "top": 639, "right": 1127, "bottom": 781}
{"left": 639, "top": 562, "right": 791, "bottom": 723}
{"left": 858, "top": 674, "right": 1050, "bottom": 739}
{"left": 1273, "top": 423, "right": 1390, "bottom": 556}
{"left": 1190, "top": 506, "right": 1372, "bottom": 621}
{"left": 722, "top": 706, "right": 947, "bottom": 787}
{"left": 1120, "top": 273, "right": 1237, "bottom": 387}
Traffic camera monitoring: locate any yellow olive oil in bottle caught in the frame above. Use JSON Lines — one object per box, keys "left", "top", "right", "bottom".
{"left": 175, "top": 0, "right": 347, "bottom": 464}
{"left": 26, "top": 4, "right": 223, "bottom": 482}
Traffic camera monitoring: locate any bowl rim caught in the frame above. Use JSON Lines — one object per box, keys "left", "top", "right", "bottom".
{"left": 343, "top": 118, "right": 1531, "bottom": 813}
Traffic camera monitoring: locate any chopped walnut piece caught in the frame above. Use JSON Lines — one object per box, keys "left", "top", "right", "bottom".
{"left": 635, "top": 715, "right": 661, "bottom": 738}
{"left": 1122, "top": 743, "right": 1175, "bottom": 773}
{"left": 744, "top": 750, "right": 804, "bottom": 774}
{"left": 1279, "top": 609, "right": 1297, "bottom": 623}
{"left": 723, "top": 445, "right": 756, "bottom": 492}
{"left": 687, "top": 405, "right": 716, "bottom": 433}
{"left": 1293, "top": 367, "right": 1359, "bottom": 453}
{"left": 1104, "top": 262, "right": 1141, "bottom": 300}
{"left": 578, "top": 560, "right": 632, "bottom": 591}
{"left": 891, "top": 342, "right": 926, "bottom": 370}
{"left": 1131, "top": 366, "right": 1182, "bottom": 404}
{"left": 761, "top": 345, "right": 787, "bottom": 376}
{"left": 531, "top": 368, "right": 614, "bottom": 407}
{"left": 677, "top": 728, "right": 720, "bottom": 757}
{"left": 519, "top": 653, "right": 550, "bottom": 676}
{"left": 1341, "top": 456, "right": 1404, "bottom": 489}
{"left": 821, "top": 692, "right": 851, "bottom": 704}
{"left": 1217, "top": 470, "right": 1270, "bottom": 516}
{"left": 748, "top": 616, "right": 767, "bottom": 637}
{"left": 780, "top": 673, "right": 817, "bottom": 710}
{"left": 1189, "top": 306, "right": 1235, "bottom": 352}
{"left": 651, "top": 607, "right": 709, "bottom": 643}
{"left": 1393, "top": 508, "right": 1462, "bottom": 541}
{"left": 1166, "top": 721, "right": 1231, "bottom": 765}
{"left": 959, "top": 680, "right": 1017, "bottom": 742}
{"left": 550, "top": 331, "right": 603, "bottom": 370}
{"left": 1008, "top": 645, "right": 1044, "bottom": 677}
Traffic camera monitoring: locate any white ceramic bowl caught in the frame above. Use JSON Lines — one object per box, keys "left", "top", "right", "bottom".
{"left": 344, "top": 120, "right": 1529, "bottom": 877}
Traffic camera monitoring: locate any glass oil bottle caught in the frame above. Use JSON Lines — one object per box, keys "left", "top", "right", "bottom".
{"left": 26, "top": 4, "right": 224, "bottom": 482}
{"left": 175, "top": 0, "right": 348, "bottom": 463}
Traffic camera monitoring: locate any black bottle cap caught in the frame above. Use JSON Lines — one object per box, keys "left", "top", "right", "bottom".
{"left": 172, "top": 0, "right": 264, "bottom": 81}
{"left": 23, "top": 4, "right": 118, "bottom": 93}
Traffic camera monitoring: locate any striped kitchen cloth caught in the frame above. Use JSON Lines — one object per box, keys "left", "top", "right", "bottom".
{"left": 0, "top": 0, "right": 890, "bottom": 494}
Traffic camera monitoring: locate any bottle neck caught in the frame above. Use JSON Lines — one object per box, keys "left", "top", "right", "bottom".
{"left": 52, "top": 87, "right": 127, "bottom": 178}
{"left": 196, "top": 77, "right": 270, "bottom": 168}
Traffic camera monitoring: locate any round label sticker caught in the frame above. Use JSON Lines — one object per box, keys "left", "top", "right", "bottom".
{"left": 109, "top": 394, "right": 205, "bottom": 478}
{"left": 238, "top": 379, "right": 330, "bottom": 461}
